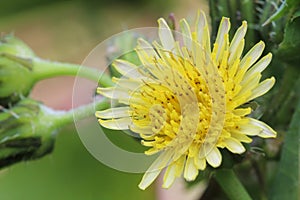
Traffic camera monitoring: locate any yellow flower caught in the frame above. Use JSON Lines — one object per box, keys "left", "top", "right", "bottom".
{"left": 96, "top": 11, "right": 276, "bottom": 190}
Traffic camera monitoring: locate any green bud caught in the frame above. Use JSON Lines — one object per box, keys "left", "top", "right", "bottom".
{"left": 0, "top": 35, "right": 36, "bottom": 107}
{"left": 0, "top": 34, "right": 35, "bottom": 58}
{"left": 0, "top": 98, "right": 59, "bottom": 168}
{"left": 0, "top": 57, "right": 35, "bottom": 107}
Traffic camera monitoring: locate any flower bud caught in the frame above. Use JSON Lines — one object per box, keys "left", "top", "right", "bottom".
{"left": 0, "top": 57, "right": 35, "bottom": 107}
{"left": 0, "top": 98, "right": 58, "bottom": 168}
{"left": 0, "top": 35, "right": 36, "bottom": 107}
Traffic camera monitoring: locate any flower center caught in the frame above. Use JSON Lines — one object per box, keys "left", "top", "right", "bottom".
{"left": 129, "top": 55, "right": 216, "bottom": 157}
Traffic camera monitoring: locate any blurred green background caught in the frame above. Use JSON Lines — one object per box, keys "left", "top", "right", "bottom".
{"left": 0, "top": 0, "right": 207, "bottom": 199}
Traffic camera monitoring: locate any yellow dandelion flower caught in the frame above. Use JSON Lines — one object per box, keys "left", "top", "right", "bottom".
{"left": 96, "top": 11, "right": 276, "bottom": 190}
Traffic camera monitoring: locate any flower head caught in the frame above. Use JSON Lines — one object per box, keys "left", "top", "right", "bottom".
{"left": 96, "top": 11, "right": 276, "bottom": 189}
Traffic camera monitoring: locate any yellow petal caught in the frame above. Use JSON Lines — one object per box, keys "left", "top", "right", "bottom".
{"left": 233, "top": 107, "right": 252, "bottom": 116}
{"left": 163, "top": 164, "right": 177, "bottom": 188}
{"left": 174, "top": 155, "right": 185, "bottom": 176}
{"left": 95, "top": 107, "right": 131, "bottom": 119}
{"left": 206, "top": 147, "right": 222, "bottom": 168}
{"left": 235, "top": 72, "right": 261, "bottom": 99}
{"left": 248, "top": 118, "right": 277, "bottom": 138}
{"left": 247, "top": 77, "right": 275, "bottom": 101}
{"left": 112, "top": 77, "right": 141, "bottom": 90}
{"left": 139, "top": 150, "right": 173, "bottom": 190}
{"left": 129, "top": 124, "right": 153, "bottom": 135}
{"left": 240, "top": 41, "right": 265, "bottom": 71}
{"left": 238, "top": 122, "right": 263, "bottom": 136}
{"left": 230, "top": 131, "right": 253, "bottom": 143}
{"left": 213, "top": 17, "right": 230, "bottom": 63}
{"left": 184, "top": 156, "right": 198, "bottom": 181}
{"left": 158, "top": 18, "right": 175, "bottom": 51}
{"left": 195, "top": 10, "right": 211, "bottom": 56}
{"left": 113, "top": 59, "right": 145, "bottom": 79}
{"left": 97, "top": 87, "right": 130, "bottom": 103}
{"left": 179, "top": 18, "right": 192, "bottom": 50}
{"left": 228, "top": 21, "right": 247, "bottom": 65}
{"left": 241, "top": 72, "right": 261, "bottom": 87}
{"left": 137, "top": 38, "right": 158, "bottom": 58}
{"left": 195, "top": 157, "right": 206, "bottom": 170}
{"left": 98, "top": 118, "right": 132, "bottom": 130}
{"left": 223, "top": 138, "right": 246, "bottom": 154}
{"left": 244, "top": 53, "right": 272, "bottom": 80}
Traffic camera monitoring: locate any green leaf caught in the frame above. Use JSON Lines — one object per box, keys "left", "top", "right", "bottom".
{"left": 214, "top": 169, "right": 252, "bottom": 200}
{"left": 263, "top": 0, "right": 300, "bottom": 26}
{"left": 269, "top": 97, "right": 300, "bottom": 199}
{"left": 277, "top": 16, "right": 300, "bottom": 65}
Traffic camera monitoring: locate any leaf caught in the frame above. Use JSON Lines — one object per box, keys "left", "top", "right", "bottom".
{"left": 263, "top": 0, "right": 300, "bottom": 26}
{"left": 269, "top": 96, "right": 300, "bottom": 199}
{"left": 276, "top": 16, "right": 300, "bottom": 65}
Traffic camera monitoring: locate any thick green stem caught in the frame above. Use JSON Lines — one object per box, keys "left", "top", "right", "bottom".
{"left": 214, "top": 169, "right": 252, "bottom": 200}
{"left": 32, "top": 58, "right": 114, "bottom": 87}
{"left": 52, "top": 99, "right": 110, "bottom": 128}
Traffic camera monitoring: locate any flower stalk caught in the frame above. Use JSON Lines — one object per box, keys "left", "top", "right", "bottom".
{"left": 52, "top": 98, "right": 110, "bottom": 128}
{"left": 31, "top": 57, "right": 114, "bottom": 88}
{"left": 214, "top": 169, "right": 252, "bottom": 200}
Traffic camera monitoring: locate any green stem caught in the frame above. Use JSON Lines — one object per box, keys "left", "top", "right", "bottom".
{"left": 32, "top": 58, "right": 114, "bottom": 87}
{"left": 52, "top": 98, "right": 110, "bottom": 128}
{"left": 214, "top": 169, "right": 252, "bottom": 200}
